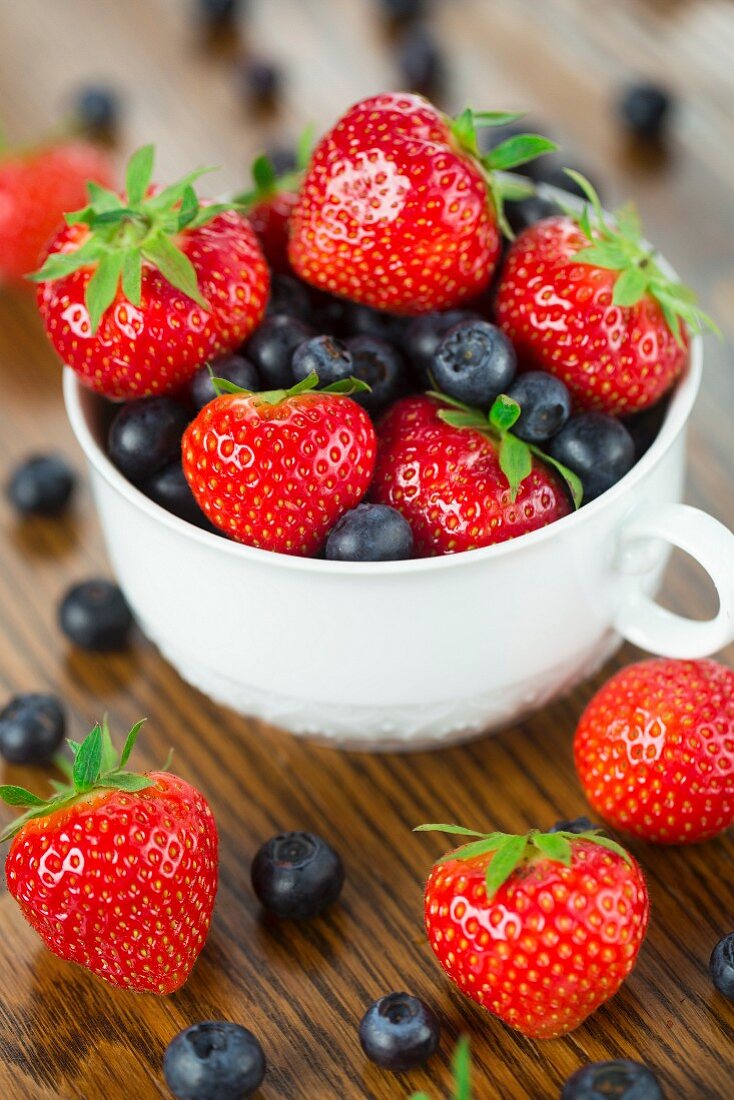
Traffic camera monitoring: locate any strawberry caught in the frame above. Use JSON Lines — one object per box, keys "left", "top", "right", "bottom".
{"left": 32, "top": 144, "right": 269, "bottom": 400}
{"left": 418, "top": 823, "right": 649, "bottom": 1039}
{"left": 182, "top": 373, "right": 377, "bottom": 555}
{"left": 288, "top": 94, "right": 555, "bottom": 314}
{"left": 0, "top": 140, "right": 112, "bottom": 284}
{"left": 574, "top": 658, "right": 734, "bottom": 844}
{"left": 495, "top": 173, "right": 718, "bottom": 415}
{"left": 370, "top": 392, "right": 577, "bottom": 556}
{"left": 0, "top": 719, "right": 218, "bottom": 994}
{"left": 237, "top": 135, "right": 312, "bottom": 273}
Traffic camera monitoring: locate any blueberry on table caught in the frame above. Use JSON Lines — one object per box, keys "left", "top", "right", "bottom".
{"left": 189, "top": 354, "right": 259, "bottom": 410}
{"left": 264, "top": 145, "right": 297, "bottom": 175}
{"left": 549, "top": 816, "right": 596, "bottom": 835}
{"left": 71, "top": 84, "right": 120, "bottom": 136}
{"left": 266, "top": 274, "right": 312, "bottom": 324}
{"left": 0, "top": 693, "right": 65, "bottom": 765}
{"left": 251, "top": 831, "right": 344, "bottom": 920}
{"left": 359, "top": 992, "right": 440, "bottom": 1072}
{"left": 506, "top": 371, "right": 571, "bottom": 443}
{"left": 403, "top": 310, "right": 479, "bottom": 385}
{"left": 164, "top": 1021, "right": 266, "bottom": 1100}
{"left": 618, "top": 82, "right": 673, "bottom": 142}
{"left": 292, "top": 335, "right": 353, "bottom": 386}
{"left": 244, "top": 314, "right": 313, "bottom": 388}
{"left": 505, "top": 194, "right": 562, "bottom": 235}
{"left": 195, "top": 0, "right": 242, "bottom": 31}
{"left": 710, "top": 933, "right": 734, "bottom": 999}
{"left": 59, "top": 579, "right": 133, "bottom": 651}
{"left": 432, "top": 320, "right": 517, "bottom": 408}
{"left": 548, "top": 413, "right": 635, "bottom": 502}
{"left": 238, "top": 57, "right": 282, "bottom": 109}
{"left": 7, "top": 454, "right": 75, "bottom": 517}
{"left": 378, "top": 0, "right": 428, "bottom": 23}
{"left": 397, "top": 26, "right": 445, "bottom": 98}
{"left": 142, "top": 461, "right": 209, "bottom": 527}
{"left": 108, "top": 397, "right": 190, "bottom": 484}
{"left": 561, "top": 1059, "right": 664, "bottom": 1099}
{"left": 326, "top": 503, "right": 413, "bottom": 562}
{"left": 346, "top": 335, "right": 407, "bottom": 417}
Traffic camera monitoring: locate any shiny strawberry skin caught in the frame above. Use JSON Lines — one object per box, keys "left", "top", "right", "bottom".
{"left": 288, "top": 93, "right": 501, "bottom": 314}
{"left": 182, "top": 391, "right": 377, "bottom": 555}
{"left": 495, "top": 216, "right": 687, "bottom": 415}
{"left": 5, "top": 771, "right": 218, "bottom": 994}
{"left": 371, "top": 395, "right": 570, "bottom": 556}
{"left": 575, "top": 658, "right": 734, "bottom": 844}
{"left": 424, "top": 840, "right": 649, "bottom": 1039}
{"left": 0, "top": 142, "right": 112, "bottom": 284}
{"left": 37, "top": 210, "right": 269, "bottom": 400}
{"left": 248, "top": 190, "right": 298, "bottom": 274}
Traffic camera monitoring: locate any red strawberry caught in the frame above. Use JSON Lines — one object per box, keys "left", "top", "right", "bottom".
{"left": 495, "top": 174, "right": 717, "bottom": 415}
{"left": 0, "top": 719, "right": 218, "bottom": 994}
{"left": 370, "top": 393, "right": 575, "bottom": 556}
{"left": 288, "top": 94, "right": 555, "bottom": 314}
{"left": 418, "top": 824, "right": 649, "bottom": 1039}
{"left": 238, "top": 146, "right": 310, "bottom": 273}
{"left": 574, "top": 658, "right": 734, "bottom": 844}
{"left": 182, "top": 374, "right": 377, "bottom": 555}
{"left": 0, "top": 140, "right": 112, "bottom": 284}
{"left": 32, "top": 144, "right": 269, "bottom": 400}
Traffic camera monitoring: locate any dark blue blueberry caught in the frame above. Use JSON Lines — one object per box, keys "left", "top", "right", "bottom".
{"left": 72, "top": 84, "right": 120, "bottom": 135}
{"left": 7, "top": 455, "right": 75, "bottom": 517}
{"left": 378, "top": 0, "right": 428, "bottom": 23}
{"left": 403, "top": 310, "right": 479, "bottom": 386}
{"left": 142, "top": 461, "right": 209, "bottom": 528}
{"left": 189, "top": 354, "right": 259, "bottom": 410}
{"left": 244, "top": 315, "right": 313, "bottom": 388}
{"left": 164, "top": 1021, "right": 266, "bottom": 1100}
{"left": 346, "top": 336, "right": 407, "bottom": 417}
{"left": 265, "top": 145, "right": 297, "bottom": 176}
{"left": 195, "top": 0, "right": 242, "bottom": 31}
{"left": 548, "top": 413, "right": 635, "bottom": 502}
{"left": 505, "top": 194, "right": 562, "bottom": 235}
{"left": 343, "top": 302, "right": 411, "bottom": 346}
{"left": 433, "top": 320, "right": 516, "bottom": 408}
{"left": 310, "top": 291, "right": 350, "bottom": 337}
{"left": 292, "top": 336, "right": 353, "bottom": 386}
{"left": 710, "top": 933, "right": 734, "bottom": 999}
{"left": 622, "top": 395, "right": 670, "bottom": 461}
{"left": 239, "top": 58, "right": 282, "bottom": 109}
{"left": 251, "top": 832, "right": 344, "bottom": 920}
{"left": 618, "top": 83, "right": 673, "bottom": 142}
{"left": 359, "top": 993, "right": 440, "bottom": 1072}
{"left": 326, "top": 504, "right": 413, "bottom": 562}
{"left": 266, "top": 274, "right": 312, "bottom": 324}
{"left": 108, "top": 397, "right": 189, "bottom": 485}
{"left": 506, "top": 371, "right": 572, "bottom": 443}
{"left": 0, "top": 693, "right": 66, "bottom": 765}
{"left": 549, "top": 816, "right": 596, "bottom": 835}
{"left": 397, "top": 25, "right": 445, "bottom": 98}
{"left": 561, "top": 1060, "right": 664, "bottom": 1100}
{"left": 59, "top": 579, "right": 132, "bottom": 651}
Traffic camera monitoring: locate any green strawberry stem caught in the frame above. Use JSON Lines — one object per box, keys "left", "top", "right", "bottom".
{"left": 233, "top": 123, "right": 314, "bottom": 208}
{"left": 410, "top": 1037, "right": 472, "bottom": 1100}
{"left": 563, "top": 170, "right": 720, "bottom": 345}
{"left": 0, "top": 718, "right": 155, "bottom": 843}
{"left": 210, "top": 369, "right": 371, "bottom": 406}
{"left": 428, "top": 390, "right": 583, "bottom": 508}
{"left": 415, "top": 824, "right": 632, "bottom": 898}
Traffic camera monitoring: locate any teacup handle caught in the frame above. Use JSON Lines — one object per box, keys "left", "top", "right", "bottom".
{"left": 614, "top": 502, "right": 734, "bottom": 658}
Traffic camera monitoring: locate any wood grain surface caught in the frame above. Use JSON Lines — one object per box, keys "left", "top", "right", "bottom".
{"left": 1, "top": 1, "right": 733, "bottom": 1097}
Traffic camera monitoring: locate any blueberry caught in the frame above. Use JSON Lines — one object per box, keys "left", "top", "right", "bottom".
{"left": 310, "top": 291, "right": 350, "bottom": 337}
{"left": 397, "top": 26, "right": 445, "bottom": 98}
{"left": 505, "top": 194, "right": 562, "bottom": 235}
{"left": 326, "top": 504, "right": 413, "bottom": 562}
{"left": 549, "top": 816, "right": 596, "bottom": 835}
{"left": 432, "top": 320, "right": 516, "bottom": 408}
{"left": 239, "top": 58, "right": 282, "bottom": 109}
{"left": 251, "top": 832, "right": 344, "bottom": 920}
{"left": 7, "top": 455, "right": 75, "bottom": 517}
{"left": 72, "top": 84, "right": 120, "bottom": 136}
{"left": 265, "top": 145, "right": 297, "bottom": 175}
{"left": 141, "top": 461, "right": 208, "bottom": 527}
{"left": 163, "top": 1021, "right": 266, "bottom": 1100}
{"left": 342, "top": 302, "right": 410, "bottom": 346}
{"left": 536, "top": 161, "right": 602, "bottom": 201}
{"left": 292, "top": 336, "right": 353, "bottom": 386}
{"left": 403, "top": 310, "right": 479, "bottom": 385}
{"left": 346, "top": 336, "right": 407, "bottom": 417}
{"left": 548, "top": 413, "right": 636, "bottom": 502}
{"left": 710, "top": 933, "right": 734, "bottom": 999}
{"left": 506, "top": 371, "right": 571, "bottom": 443}
{"left": 359, "top": 993, "right": 440, "bottom": 1072}
{"left": 59, "top": 579, "right": 133, "bottom": 651}
{"left": 618, "top": 82, "right": 673, "bottom": 142}
{"left": 561, "top": 1060, "right": 664, "bottom": 1100}
{"left": 266, "top": 275, "right": 312, "bottom": 324}
{"left": 244, "top": 315, "right": 313, "bottom": 388}
{"left": 195, "top": 0, "right": 241, "bottom": 31}
{"left": 378, "top": 0, "right": 428, "bottom": 23}
{"left": 622, "top": 396, "right": 671, "bottom": 461}
{"left": 0, "top": 693, "right": 66, "bottom": 765}
{"left": 108, "top": 397, "right": 189, "bottom": 485}
{"left": 189, "top": 354, "right": 259, "bottom": 411}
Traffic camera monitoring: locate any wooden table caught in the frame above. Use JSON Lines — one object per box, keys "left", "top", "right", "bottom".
{"left": 0, "top": 1, "right": 733, "bottom": 1096}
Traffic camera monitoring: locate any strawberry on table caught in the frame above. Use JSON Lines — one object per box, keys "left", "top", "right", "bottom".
{"left": 0, "top": 140, "right": 112, "bottom": 284}
{"left": 418, "top": 823, "right": 649, "bottom": 1039}
{"left": 32, "top": 144, "right": 269, "bottom": 400}
{"left": 575, "top": 658, "right": 734, "bottom": 844}
{"left": 495, "top": 172, "right": 718, "bottom": 415}
{"left": 0, "top": 719, "right": 218, "bottom": 994}
{"left": 182, "top": 372, "right": 377, "bottom": 555}
{"left": 288, "top": 93, "right": 555, "bottom": 314}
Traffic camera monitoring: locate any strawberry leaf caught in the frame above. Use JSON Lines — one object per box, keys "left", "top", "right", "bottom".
{"left": 580, "top": 832, "right": 633, "bottom": 865}
{"left": 485, "top": 834, "right": 528, "bottom": 897}
{"left": 438, "top": 409, "right": 488, "bottom": 431}
{"left": 125, "top": 145, "right": 155, "bottom": 205}
{"left": 613, "top": 265, "right": 650, "bottom": 307}
{"left": 252, "top": 153, "right": 278, "bottom": 194}
{"left": 489, "top": 394, "right": 521, "bottom": 433}
{"left": 529, "top": 446, "right": 584, "bottom": 509}
{"left": 100, "top": 717, "right": 118, "bottom": 774}
{"left": 414, "top": 824, "right": 490, "bottom": 838}
{"left": 119, "top": 719, "right": 146, "bottom": 768}
{"left": 572, "top": 242, "right": 629, "bottom": 270}
{"left": 28, "top": 237, "right": 103, "bottom": 282}
{"left": 532, "top": 831, "right": 572, "bottom": 864}
{"left": 177, "top": 185, "right": 200, "bottom": 231}
{"left": 484, "top": 134, "right": 557, "bottom": 172}
{"left": 436, "top": 835, "right": 507, "bottom": 864}
{"left": 453, "top": 1037, "right": 472, "bottom": 1100}
{"left": 121, "top": 250, "right": 142, "bottom": 306}
{"left": 319, "top": 377, "right": 371, "bottom": 395}
{"left": 0, "top": 785, "right": 46, "bottom": 807}
{"left": 85, "top": 249, "right": 124, "bottom": 333}
{"left": 471, "top": 110, "right": 525, "bottom": 127}
{"left": 499, "top": 433, "right": 532, "bottom": 502}
{"left": 142, "top": 234, "right": 208, "bottom": 309}
{"left": 72, "top": 724, "right": 103, "bottom": 790}
{"left": 99, "top": 772, "right": 154, "bottom": 793}
{"left": 296, "top": 123, "right": 316, "bottom": 170}
{"left": 87, "top": 180, "right": 125, "bottom": 215}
